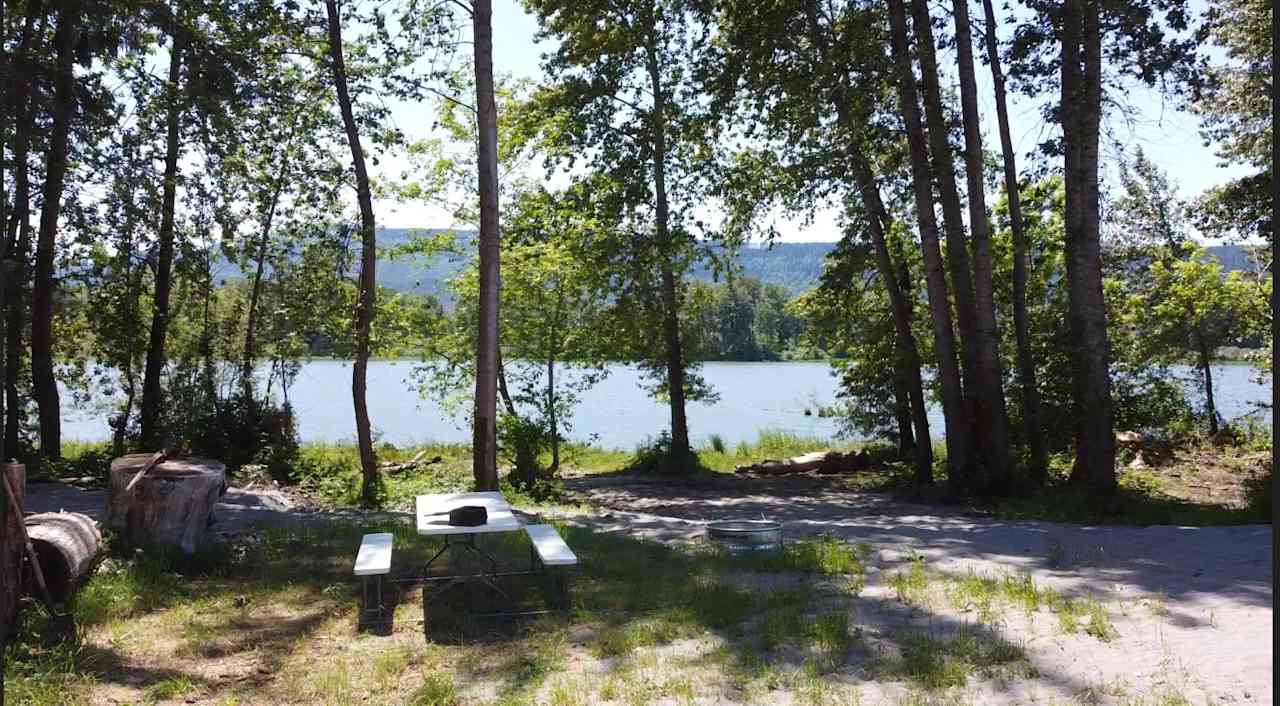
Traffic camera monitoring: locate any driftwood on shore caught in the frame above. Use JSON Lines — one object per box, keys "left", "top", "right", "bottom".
{"left": 735, "top": 450, "right": 871, "bottom": 476}
{"left": 380, "top": 450, "right": 443, "bottom": 475}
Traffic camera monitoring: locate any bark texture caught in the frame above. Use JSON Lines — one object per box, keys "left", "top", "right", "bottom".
{"left": 981, "top": 0, "right": 1047, "bottom": 482}
{"left": 241, "top": 177, "right": 285, "bottom": 399}
{"left": 949, "top": 0, "right": 1013, "bottom": 491}
{"left": 908, "top": 0, "right": 980, "bottom": 408}
{"left": 645, "top": 37, "right": 691, "bottom": 459}
{"left": 24, "top": 512, "right": 101, "bottom": 605}
{"left": 1061, "top": 0, "right": 1116, "bottom": 490}
{"left": 32, "top": 5, "right": 79, "bottom": 459}
{"left": 5, "top": 1, "right": 39, "bottom": 458}
{"left": 107, "top": 454, "right": 226, "bottom": 554}
{"left": 887, "top": 0, "right": 971, "bottom": 476}
{"left": 471, "top": 0, "right": 501, "bottom": 489}
{"left": 139, "top": 30, "right": 185, "bottom": 448}
{"left": 799, "top": 0, "right": 932, "bottom": 482}
{"left": 0, "top": 463, "right": 24, "bottom": 647}
{"left": 325, "top": 0, "right": 381, "bottom": 504}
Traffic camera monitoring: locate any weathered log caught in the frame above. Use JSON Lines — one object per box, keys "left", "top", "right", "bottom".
{"left": 107, "top": 454, "right": 226, "bottom": 554}
{"left": 1, "top": 462, "right": 25, "bottom": 642}
{"left": 24, "top": 512, "right": 101, "bottom": 605}
{"left": 380, "top": 450, "right": 443, "bottom": 475}
{"left": 734, "top": 450, "right": 870, "bottom": 476}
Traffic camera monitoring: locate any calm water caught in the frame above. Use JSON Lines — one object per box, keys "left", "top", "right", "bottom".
{"left": 62, "top": 361, "right": 1270, "bottom": 449}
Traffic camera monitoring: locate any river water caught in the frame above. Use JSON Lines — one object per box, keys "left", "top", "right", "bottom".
{"left": 61, "top": 360, "right": 1270, "bottom": 449}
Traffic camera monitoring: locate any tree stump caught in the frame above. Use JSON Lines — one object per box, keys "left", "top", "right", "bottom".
{"left": 1, "top": 462, "right": 25, "bottom": 642}
{"left": 24, "top": 512, "right": 102, "bottom": 604}
{"left": 107, "top": 455, "right": 226, "bottom": 554}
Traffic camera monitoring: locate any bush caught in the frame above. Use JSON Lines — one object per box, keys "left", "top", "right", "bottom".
{"left": 630, "top": 431, "right": 698, "bottom": 474}
{"left": 500, "top": 414, "right": 552, "bottom": 493}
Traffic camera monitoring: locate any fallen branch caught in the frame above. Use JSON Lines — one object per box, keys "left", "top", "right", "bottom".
{"left": 125, "top": 449, "right": 170, "bottom": 494}
{"left": 380, "top": 450, "right": 443, "bottom": 475}
{"left": 734, "top": 450, "right": 870, "bottom": 476}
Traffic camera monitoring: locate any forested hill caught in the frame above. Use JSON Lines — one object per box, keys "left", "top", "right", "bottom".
{"left": 374, "top": 228, "right": 1255, "bottom": 297}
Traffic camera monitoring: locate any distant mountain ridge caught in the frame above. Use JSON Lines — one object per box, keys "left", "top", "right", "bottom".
{"left": 369, "top": 228, "right": 1258, "bottom": 297}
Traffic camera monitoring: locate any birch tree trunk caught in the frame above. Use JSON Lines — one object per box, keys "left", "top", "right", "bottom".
{"left": 472, "top": 0, "right": 502, "bottom": 490}
{"left": 981, "top": 0, "right": 1048, "bottom": 483}
{"left": 325, "top": 0, "right": 381, "bottom": 505}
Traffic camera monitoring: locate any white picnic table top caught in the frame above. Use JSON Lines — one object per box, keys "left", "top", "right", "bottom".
{"left": 415, "top": 491, "right": 523, "bottom": 536}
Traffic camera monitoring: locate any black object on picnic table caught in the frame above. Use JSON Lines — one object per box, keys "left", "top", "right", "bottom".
{"left": 448, "top": 506, "right": 488, "bottom": 527}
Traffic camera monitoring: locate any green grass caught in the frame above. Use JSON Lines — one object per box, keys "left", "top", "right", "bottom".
{"left": 887, "top": 552, "right": 931, "bottom": 605}
{"left": 882, "top": 628, "right": 1027, "bottom": 691}
{"left": 144, "top": 676, "right": 199, "bottom": 702}
{"left": 716, "top": 536, "right": 865, "bottom": 577}
{"left": 409, "top": 673, "right": 458, "bottom": 706}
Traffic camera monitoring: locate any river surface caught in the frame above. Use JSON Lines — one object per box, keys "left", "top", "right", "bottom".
{"left": 62, "top": 361, "right": 1270, "bottom": 449}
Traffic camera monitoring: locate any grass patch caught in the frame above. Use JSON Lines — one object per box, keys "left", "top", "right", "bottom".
{"left": 409, "top": 672, "right": 457, "bottom": 706}
{"left": 715, "top": 536, "right": 865, "bottom": 578}
{"left": 885, "top": 628, "right": 1027, "bottom": 690}
{"left": 144, "top": 676, "right": 199, "bottom": 702}
{"left": 887, "top": 552, "right": 931, "bottom": 605}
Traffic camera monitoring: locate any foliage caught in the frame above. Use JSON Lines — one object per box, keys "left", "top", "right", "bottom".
{"left": 797, "top": 233, "right": 925, "bottom": 445}
{"left": 687, "top": 276, "right": 806, "bottom": 361}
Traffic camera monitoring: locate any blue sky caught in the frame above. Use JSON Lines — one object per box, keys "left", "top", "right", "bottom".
{"left": 375, "top": 0, "right": 1248, "bottom": 242}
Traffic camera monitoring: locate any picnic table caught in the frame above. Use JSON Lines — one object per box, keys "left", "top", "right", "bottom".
{"left": 413, "top": 491, "right": 577, "bottom": 616}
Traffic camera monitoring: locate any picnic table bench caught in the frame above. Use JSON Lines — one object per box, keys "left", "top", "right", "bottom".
{"left": 352, "top": 491, "right": 577, "bottom": 624}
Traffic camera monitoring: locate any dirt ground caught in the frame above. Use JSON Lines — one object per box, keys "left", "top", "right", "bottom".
{"left": 552, "top": 471, "right": 1273, "bottom": 705}
{"left": 21, "top": 472, "right": 1273, "bottom": 706}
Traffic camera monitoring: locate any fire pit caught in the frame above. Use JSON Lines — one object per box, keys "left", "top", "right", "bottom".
{"left": 706, "top": 519, "right": 783, "bottom": 552}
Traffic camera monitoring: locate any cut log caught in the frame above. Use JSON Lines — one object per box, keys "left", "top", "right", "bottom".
{"left": 1, "top": 462, "right": 25, "bottom": 642}
{"left": 24, "top": 512, "right": 102, "bottom": 605}
{"left": 107, "top": 454, "right": 226, "bottom": 554}
{"left": 734, "top": 450, "right": 870, "bottom": 476}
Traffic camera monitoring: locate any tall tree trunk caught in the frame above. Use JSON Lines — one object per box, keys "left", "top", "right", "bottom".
{"left": 646, "top": 39, "right": 691, "bottom": 460}
{"left": 887, "top": 0, "right": 971, "bottom": 477}
{"left": 6, "top": 178, "right": 29, "bottom": 457}
{"left": 948, "top": 0, "right": 1013, "bottom": 492}
{"left": 31, "top": 6, "right": 79, "bottom": 460}
{"left": 1061, "top": 0, "right": 1115, "bottom": 491}
{"left": 1271, "top": 0, "right": 1277, "bottom": 478}
{"left": 240, "top": 177, "right": 285, "bottom": 401}
{"left": 325, "top": 0, "right": 380, "bottom": 506}
{"left": 891, "top": 345, "right": 916, "bottom": 455}
{"left": 4, "top": 3, "right": 38, "bottom": 458}
{"left": 496, "top": 348, "right": 517, "bottom": 416}
{"left": 471, "top": 0, "right": 501, "bottom": 490}
{"left": 546, "top": 358, "right": 559, "bottom": 473}
{"left": 799, "top": 0, "right": 932, "bottom": 482}
{"left": 981, "top": 0, "right": 1047, "bottom": 484}
{"left": 1197, "top": 339, "right": 1218, "bottom": 435}
{"left": 907, "top": 0, "right": 981, "bottom": 419}
{"left": 890, "top": 235, "right": 918, "bottom": 457}
{"left": 139, "top": 30, "right": 185, "bottom": 449}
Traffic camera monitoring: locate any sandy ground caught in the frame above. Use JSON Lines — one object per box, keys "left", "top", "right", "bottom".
{"left": 553, "top": 472, "right": 1273, "bottom": 705}
{"left": 24, "top": 475, "right": 1273, "bottom": 705}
